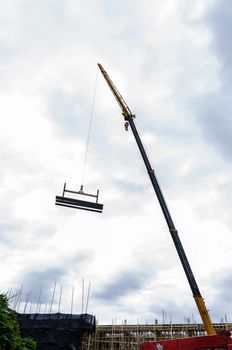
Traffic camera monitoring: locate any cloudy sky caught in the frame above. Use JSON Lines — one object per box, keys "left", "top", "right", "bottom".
{"left": 0, "top": 0, "right": 232, "bottom": 325}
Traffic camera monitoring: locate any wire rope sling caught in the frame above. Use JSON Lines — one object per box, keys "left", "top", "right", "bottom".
{"left": 55, "top": 72, "right": 104, "bottom": 213}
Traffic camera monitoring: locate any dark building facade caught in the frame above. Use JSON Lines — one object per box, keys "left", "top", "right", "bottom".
{"left": 17, "top": 312, "right": 96, "bottom": 350}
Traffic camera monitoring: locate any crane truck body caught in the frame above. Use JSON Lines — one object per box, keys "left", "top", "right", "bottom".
{"left": 140, "top": 332, "right": 232, "bottom": 350}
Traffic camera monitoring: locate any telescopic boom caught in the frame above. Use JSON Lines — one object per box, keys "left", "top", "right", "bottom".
{"left": 98, "top": 63, "right": 216, "bottom": 335}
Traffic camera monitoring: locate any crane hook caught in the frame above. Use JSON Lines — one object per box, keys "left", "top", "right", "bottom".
{"left": 124, "top": 121, "right": 129, "bottom": 131}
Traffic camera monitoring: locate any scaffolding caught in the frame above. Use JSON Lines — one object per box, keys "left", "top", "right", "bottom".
{"left": 81, "top": 322, "right": 232, "bottom": 350}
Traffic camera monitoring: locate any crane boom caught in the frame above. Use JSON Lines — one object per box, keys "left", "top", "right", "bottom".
{"left": 98, "top": 64, "right": 133, "bottom": 119}
{"left": 98, "top": 63, "right": 216, "bottom": 335}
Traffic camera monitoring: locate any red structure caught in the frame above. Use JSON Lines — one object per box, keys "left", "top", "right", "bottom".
{"left": 140, "top": 332, "right": 232, "bottom": 350}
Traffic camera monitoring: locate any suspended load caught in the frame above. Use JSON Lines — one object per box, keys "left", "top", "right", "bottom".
{"left": 55, "top": 71, "right": 104, "bottom": 214}
{"left": 55, "top": 183, "right": 103, "bottom": 213}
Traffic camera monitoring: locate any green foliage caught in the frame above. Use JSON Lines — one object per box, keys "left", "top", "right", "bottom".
{"left": 0, "top": 293, "right": 36, "bottom": 350}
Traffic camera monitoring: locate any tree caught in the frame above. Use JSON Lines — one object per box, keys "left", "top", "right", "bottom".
{"left": 0, "top": 293, "right": 36, "bottom": 350}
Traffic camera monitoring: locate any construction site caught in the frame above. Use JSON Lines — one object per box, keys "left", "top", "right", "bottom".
{"left": 82, "top": 322, "right": 232, "bottom": 350}
{"left": 7, "top": 281, "right": 231, "bottom": 350}
{"left": 2, "top": 61, "right": 231, "bottom": 350}
{"left": 2, "top": 2, "right": 231, "bottom": 350}
{"left": 12, "top": 64, "right": 231, "bottom": 350}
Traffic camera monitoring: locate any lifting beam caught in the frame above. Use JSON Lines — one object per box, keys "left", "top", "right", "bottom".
{"left": 55, "top": 183, "right": 103, "bottom": 213}
{"left": 98, "top": 63, "right": 216, "bottom": 335}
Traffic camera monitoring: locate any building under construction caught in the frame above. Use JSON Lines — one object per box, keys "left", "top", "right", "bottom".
{"left": 82, "top": 322, "right": 232, "bottom": 350}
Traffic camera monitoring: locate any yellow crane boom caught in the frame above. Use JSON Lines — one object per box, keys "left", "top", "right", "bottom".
{"left": 98, "top": 63, "right": 216, "bottom": 335}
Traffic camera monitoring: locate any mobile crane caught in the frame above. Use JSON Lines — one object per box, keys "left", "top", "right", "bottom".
{"left": 98, "top": 63, "right": 232, "bottom": 349}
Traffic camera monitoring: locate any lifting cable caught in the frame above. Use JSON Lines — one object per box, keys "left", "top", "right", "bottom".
{"left": 80, "top": 70, "right": 98, "bottom": 186}
{"left": 55, "top": 68, "right": 103, "bottom": 213}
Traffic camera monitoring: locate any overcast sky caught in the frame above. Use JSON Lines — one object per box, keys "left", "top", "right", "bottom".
{"left": 0, "top": 0, "right": 232, "bottom": 325}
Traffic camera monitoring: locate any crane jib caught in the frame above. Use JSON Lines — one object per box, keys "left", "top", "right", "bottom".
{"left": 98, "top": 63, "right": 216, "bottom": 336}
